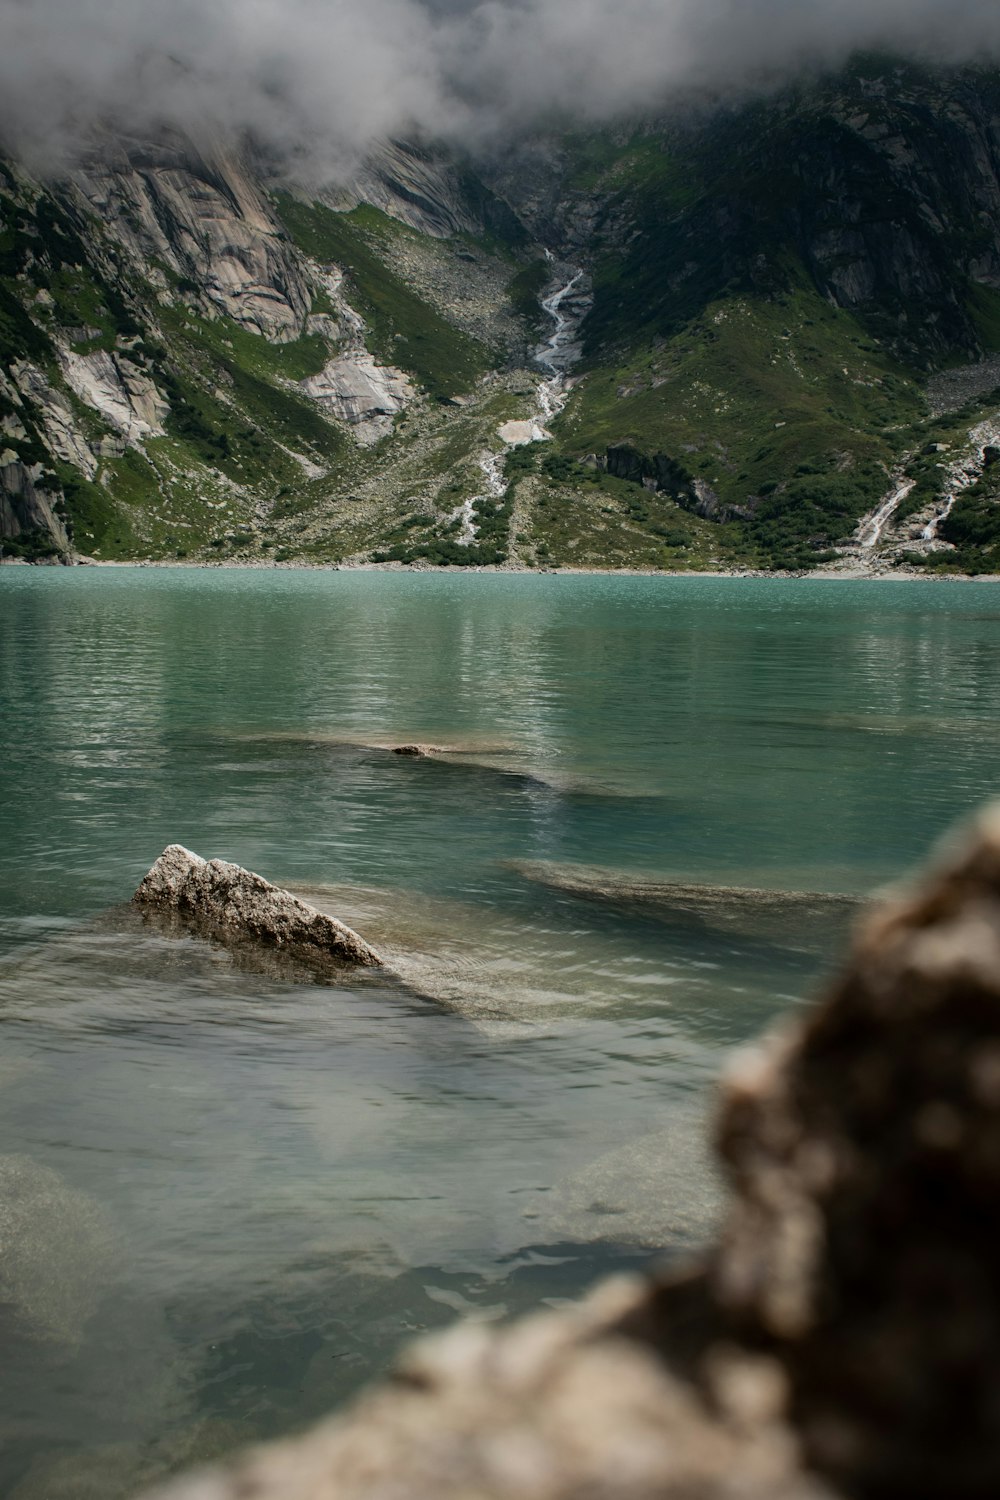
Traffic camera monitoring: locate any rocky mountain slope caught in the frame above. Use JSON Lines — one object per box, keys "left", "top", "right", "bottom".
{"left": 3, "top": 56, "right": 1000, "bottom": 572}
{"left": 533, "top": 56, "right": 1000, "bottom": 571}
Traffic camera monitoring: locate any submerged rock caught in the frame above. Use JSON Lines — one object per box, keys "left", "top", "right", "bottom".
{"left": 145, "top": 1273, "right": 820, "bottom": 1500}
{"left": 511, "top": 859, "right": 862, "bottom": 948}
{"left": 544, "top": 1111, "right": 725, "bottom": 1251}
{"left": 133, "top": 846, "right": 382, "bottom": 970}
{"left": 0, "top": 1155, "right": 118, "bottom": 1345}
{"left": 146, "top": 806, "right": 1000, "bottom": 1500}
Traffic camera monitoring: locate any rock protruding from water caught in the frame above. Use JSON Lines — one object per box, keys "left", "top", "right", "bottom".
{"left": 144, "top": 806, "right": 1000, "bottom": 1500}
{"left": 133, "top": 846, "right": 382, "bottom": 969}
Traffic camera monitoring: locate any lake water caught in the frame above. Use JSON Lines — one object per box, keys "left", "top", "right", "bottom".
{"left": 1, "top": 568, "right": 998, "bottom": 1498}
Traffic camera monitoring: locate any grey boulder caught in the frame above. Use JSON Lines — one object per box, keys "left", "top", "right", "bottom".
{"left": 133, "top": 845, "right": 382, "bottom": 969}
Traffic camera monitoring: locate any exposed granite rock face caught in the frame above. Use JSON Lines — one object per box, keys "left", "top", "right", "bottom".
{"left": 604, "top": 445, "right": 750, "bottom": 523}
{"left": 61, "top": 350, "right": 169, "bottom": 446}
{"left": 605, "top": 443, "right": 694, "bottom": 496}
{"left": 143, "top": 806, "right": 1000, "bottom": 1500}
{"left": 0, "top": 453, "right": 70, "bottom": 552}
{"left": 10, "top": 361, "right": 98, "bottom": 478}
{"left": 586, "top": 67, "right": 1000, "bottom": 366}
{"left": 802, "top": 81, "right": 1000, "bottom": 346}
{"left": 497, "top": 418, "right": 550, "bottom": 445}
{"left": 69, "top": 137, "right": 313, "bottom": 342}
{"left": 0, "top": 365, "right": 77, "bottom": 556}
{"left": 133, "top": 845, "right": 382, "bottom": 969}
{"left": 325, "top": 139, "right": 528, "bottom": 245}
{"left": 300, "top": 353, "right": 414, "bottom": 446}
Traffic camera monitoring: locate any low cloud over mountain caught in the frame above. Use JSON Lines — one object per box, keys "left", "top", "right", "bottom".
{"left": 2, "top": 0, "right": 1000, "bottom": 173}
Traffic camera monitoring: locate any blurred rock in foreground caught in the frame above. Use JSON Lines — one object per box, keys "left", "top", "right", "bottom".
{"left": 144, "top": 807, "right": 1000, "bottom": 1500}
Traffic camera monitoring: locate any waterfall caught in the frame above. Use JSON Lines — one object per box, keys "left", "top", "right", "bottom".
{"left": 858, "top": 479, "right": 915, "bottom": 550}
{"left": 535, "top": 269, "right": 586, "bottom": 423}
{"left": 456, "top": 266, "right": 589, "bottom": 548}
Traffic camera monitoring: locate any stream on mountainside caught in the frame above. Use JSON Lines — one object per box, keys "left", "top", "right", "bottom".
{"left": 920, "top": 417, "right": 1000, "bottom": 542}
{"left": 851, "top": 413, "right": 1000, "bottom": 559}
{"left": 857, "top": 478, "right": 916, "bottom": 551}
{"left": 455, "top": 264, "right": 589, "bottom": 548}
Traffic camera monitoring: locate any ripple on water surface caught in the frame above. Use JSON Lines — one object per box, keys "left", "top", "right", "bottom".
{"left": 1, "top": 570, "right": 999, "bottom": 1498}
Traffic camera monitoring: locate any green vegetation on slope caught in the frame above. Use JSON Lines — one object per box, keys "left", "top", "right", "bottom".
{"left": 155, "top": 305, "right": 344, "bottom": 474}
{"left": 0, "top": 176, "right": 142, "bottom": 353}
{"left": 8, "top": 61, "right": 1000, "bottom": 572}
{"left": 556, "top": 277, "right": 922, "bottom": 569}
{"left": 507, "top": 260, "right": 550, "bottom": 336}
{"left": 274, "top": 196, "right": 493, "bottom": 399}
{"left": 532, "top": 62, "right": 1000, "bottom": 569}
{"left": 939, "top": 456, "right": 1000, "bottom": 572}
{"left": 524, "top": 447, "right": 728, "bottom": 571}
{"left": 578, "top": 61, "right": 1000, "bottom": 365}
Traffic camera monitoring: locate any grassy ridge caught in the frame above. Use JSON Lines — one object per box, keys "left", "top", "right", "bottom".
{"left": 274, "top": 197, "right": 493, "bottom": 399}
{"left": 558, "top": 276, "right": 924, "bottom": 567}
{"left": 540, "top": 67, "right": 1000, "bottom": 568}
{"left": 533, "top": 62, "right": 1000, "bottom": 567}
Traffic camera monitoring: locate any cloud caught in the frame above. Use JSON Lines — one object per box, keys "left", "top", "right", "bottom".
{"left": 1, "top": 0, "right": 1000, "bottom": 174}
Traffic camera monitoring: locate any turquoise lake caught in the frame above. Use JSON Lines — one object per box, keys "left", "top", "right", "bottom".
{"left": 1, "top": 568, "right": 999, "bottom": 1497}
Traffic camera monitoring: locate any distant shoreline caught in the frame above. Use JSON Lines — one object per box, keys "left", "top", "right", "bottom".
{"left": 56, "top": 559, "right": 1000, "bottom": 581}
{"left": 3, "top": 557, "right": 998, "bottom": 581}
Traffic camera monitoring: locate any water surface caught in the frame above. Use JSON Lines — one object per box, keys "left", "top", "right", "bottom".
{"left": 1, "top": 569, "right": 998, "bottom": 1497}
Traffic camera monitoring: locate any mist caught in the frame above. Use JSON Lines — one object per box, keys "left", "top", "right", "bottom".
{"left": 2, "top": 0, "right": 1000, "bottom": 176}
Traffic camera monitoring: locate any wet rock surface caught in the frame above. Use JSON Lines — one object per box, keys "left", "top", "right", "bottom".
{"left": 511, "top": 859, "right": 862, "bottom": 950}
{"left": 143, "top": 805, "right": 1000, "bottom": 1500}
{"left": 133, "top": 845, "right": 382, "bottom": 970}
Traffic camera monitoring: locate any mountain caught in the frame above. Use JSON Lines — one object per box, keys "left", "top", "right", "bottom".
{"left": 542, "top": 56, "right": 1000, "bottom": 572}
{"left": 0, "top": 134, "right": 546, "bottom": 567}
{"left": 2, "top": 56, "right": 1000, "bottom": 573}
